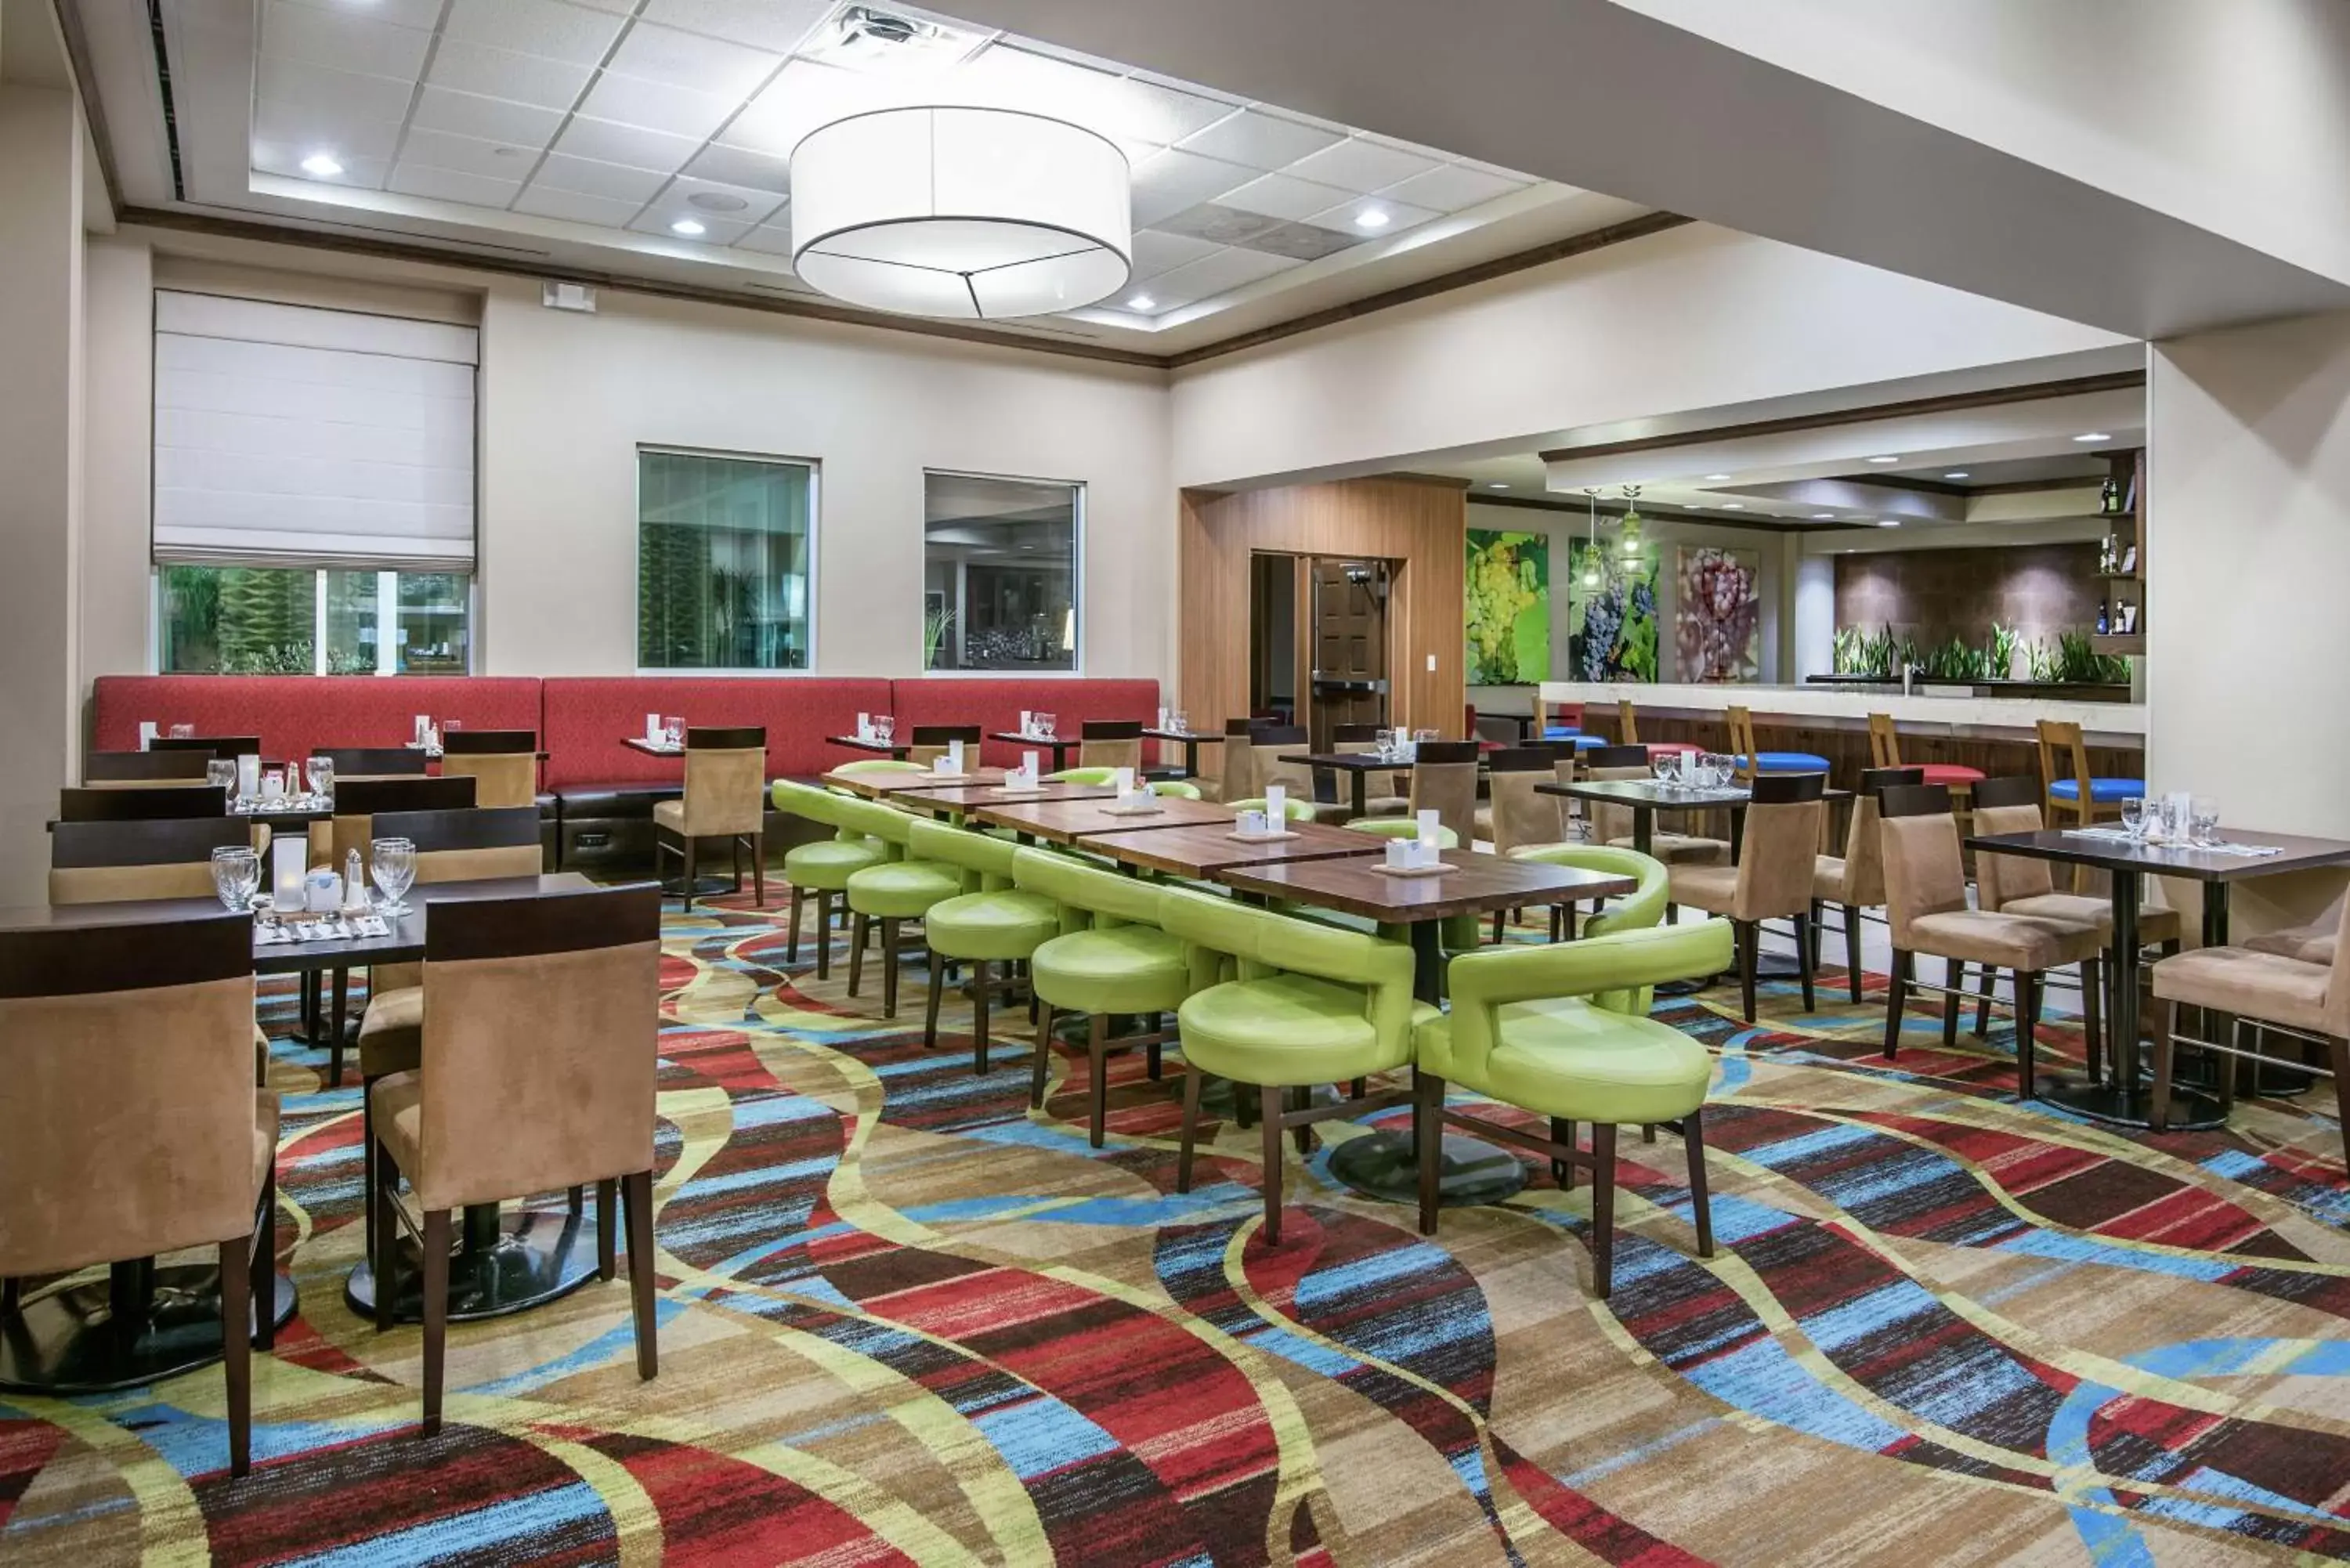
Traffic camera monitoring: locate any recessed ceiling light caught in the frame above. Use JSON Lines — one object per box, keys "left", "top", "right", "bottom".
{"left": 1705, "top": 472, "right": 1732, "bottom": 482}
{"left": 1353, "top": 207, "right": 1391, "bottom": 230}
{"left": 1943, "top": 471, "right": 1970, "bottom": 480}
{"left": 1867, "top": 455, "right": 1901, "bottom": 464}
{"left": 1719, "top": 503, "right": 1744, "bottom": 511}
{"left": 1878, "top": 518, "right": 1902, "bottom": 527}
{"left": 2073, "top": 431, "right": 2113, "bottom": 443}
{"left": 687, "top": 191, "right": 749, "bottom": 212}
{"left": 299, "top": 152, "right": 343, "bottom": 177}
{"left": 1487, "top": 482, "right": 1508, "bottom": 490}
{"left": 669, "top": 218, "right": 707, "bottom": 237}
{"left": 1126, "top": 294, "right": 1155, "bottom": 311}
{"left": 1811, "top": 512, "right": 1836, "bottom": 520}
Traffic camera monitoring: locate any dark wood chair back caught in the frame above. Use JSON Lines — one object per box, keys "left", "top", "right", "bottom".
{"left": 332, "top": 776, "right": 477, "bottom": 815}
{"left": 150, "top": 735, "right": 260, "bottom": 758}
{"left": 1879, "top": 782, "right": 1955, "bottom": 820}
{"left": 1751, "top": 771, "right": 1827, "bottom": 804}
{"left": 320, "top": 747, "right": 429, "bottom": 777}
{"left": 1586, "top": 744, "right": 1649, "bottom": 771}
{"left": 438, "top": 729, "right": 536, "bottom": 754}
{"left": 1859, "top": 765, "right": 1925, "bottom": 796}
{"left": 59, "top": 785, "right": 229, "bottom": 822}
{"left": 85, "top": 750, "right": 213, "bottom": 784}
{"left": 1971, "top": 775, "right": 2041, "bottom": 811}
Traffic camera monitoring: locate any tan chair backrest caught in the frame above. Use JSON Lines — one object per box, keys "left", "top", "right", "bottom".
{"left": 1485, "top": 757, "right": 1565, "bottom": 853}
{"left": 1734, "top": 796, "right": 1824, "bottom": 922}
{"left": 1878, "top": 806, "right": 1970, "bottom": 948}
{"left": 1250, "top": 738, "right": 1314, "bottom": 800}
{"left": 48, "top": 818, "right": 262, "bottom": 905}
{"left": 1078, "top": 722, "right": 1144, "bottom": 773}
{"left": 1217, "top": 720, "right": 1256, "bottom": 800}
{"left": 682, "top": 727, "right": 766, "bottom": 837}
{"left": 411, "top": 887, "right": 660, "bottom": 1211}
{"left": 1970, "top": 801, "right": 2055, "bottom": 909}
{"left": 1831, "top": 767, "right": 1921, "bottom": 906}
{"left": 1586, "top": 763, "right": 1650, "bottom": 847}
{"left": 1867, "top": 713, "right": 1901, "bottom": 769}
{"left": 1407, "top": 742, "right": 1482, "bottom": 844}
{"left": 1726, "top": 706, "right": 1759, "bottom": 783}
{"left": 440, "top": 751, "right": 537, "bottom": 809}
{"left": 1617, "top": 699, "right": 1641, "bottom": 745}
{"left": 2036, "top": 720, "right": 2093, "bottom": 814}
{"left": 0, "top": 913, "right": 257, "bottom": 1277}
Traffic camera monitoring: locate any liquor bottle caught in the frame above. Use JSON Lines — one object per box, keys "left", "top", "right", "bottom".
{"left": 2099, "top": 477, "right": 2121, "bottom": 515}
{"left": 2096, "top": 599, "right": 2110, "bottom": 635}
{"left": 2099, "top": 534, "right": 2113, "bottom": 573}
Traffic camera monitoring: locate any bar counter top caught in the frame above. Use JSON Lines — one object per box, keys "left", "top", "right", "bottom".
{"left": 1535, "top": 680, "right": 2145, "bottom": 743}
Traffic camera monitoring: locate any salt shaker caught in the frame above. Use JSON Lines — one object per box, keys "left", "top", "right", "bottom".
{"left": 345, "top": 848, "right": 365, "bottom": 909}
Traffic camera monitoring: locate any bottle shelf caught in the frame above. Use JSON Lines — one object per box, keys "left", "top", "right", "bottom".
{"left": 2090, "top": 633, "right": 2146, "bottom": 656}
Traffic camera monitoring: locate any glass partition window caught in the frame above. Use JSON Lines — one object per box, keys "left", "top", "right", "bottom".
{"left": 638, "top": 449, "right": 815, "bottom": 670}
{"left": 923, "top": 472, "right": 1080, "bottom": 671}
{"left": 158, "top": 565, "right": 469, "bottom": 675}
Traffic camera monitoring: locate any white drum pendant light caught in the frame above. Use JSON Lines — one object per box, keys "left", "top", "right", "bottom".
{"left": 791, "top": 106, "right": 1131, "bottom": 320}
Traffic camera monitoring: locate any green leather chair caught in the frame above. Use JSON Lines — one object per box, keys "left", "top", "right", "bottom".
{"left": 1158, "top": 886, "right": 1432, "bottom": 1244}
{"left": 1011, "top": 848, "right": 1190, "bottom": 1146}
{"left": 1044, "top": 767, "right": 1119, "bottom": 785}
{"left": 1343, "top": 818, "right": 1459, "bottom": 846}
{"left": 1148, "top": 780, "right": 1202, "bottom": 800}
{"left": 1412, "top": 918, "right": 1732, "bottom": 1298}
{"left": 1505, "top": 842, "right": 1669, "bottom": 947}
{"left": 827, "top": 759, "right": 928, "bottom": 786}
{"left": 906, "top": 818, "right": 1061, "bottom": 1073}
{"left": 1225, "top": 796, "right": 1318, "bottom": 823}
{"left": 770, "top": 780, "right": 888, "bottom": 976}
{"left": 831, "top": 796, "right": 963, "bottom": 1017}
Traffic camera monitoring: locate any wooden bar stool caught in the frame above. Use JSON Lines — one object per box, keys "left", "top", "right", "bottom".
{"left": 1616, "top": 699, "right": 1701, "bottom": 759}
{"left": 1867, "top": 712, "right": 1982, "bottom": 817}
{"left": 1725, "top": 705, "right": 1829, "bottom": 784}
{"left": 2037, "top": 719, "right": 2143, "bottom": 830}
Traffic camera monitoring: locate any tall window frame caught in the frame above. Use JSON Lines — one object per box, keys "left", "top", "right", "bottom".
{"left": 634, "top": 445, "right": 821, "bottom": 674}
{"left": 921, "top": 469, "right": 1085, "bottom": 675}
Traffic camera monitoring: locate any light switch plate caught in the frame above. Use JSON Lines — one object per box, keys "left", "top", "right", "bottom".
{"left": 1425, "top": 653, "right": 1437, "bottom": 670}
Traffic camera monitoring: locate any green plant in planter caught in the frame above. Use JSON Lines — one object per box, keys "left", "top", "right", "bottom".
{"left": 923, "top": 605, "right": 957, "bottom": 670}
{"left": 1985, "top": 623, "right": 2020, "bottom": 681}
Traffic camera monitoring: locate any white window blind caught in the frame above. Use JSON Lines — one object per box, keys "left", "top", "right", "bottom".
{"left": 152, "top": 291, "right": 477, "bottom": 569}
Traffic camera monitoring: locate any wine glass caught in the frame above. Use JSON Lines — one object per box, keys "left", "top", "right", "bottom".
{"left": 873, "top": 715, "right": 896, "bottom": 746}
{"left": 1036, "top": 711, "right": 1057, "bottom": 740}
{"left": 1653, "top": 754, "right": 1679, "bottom": 790}
{"left": 211, "top": 846, "right": 259, "bottom": 911}
{"left": 306, "top": 754, "right": 334, "bottom": 802}
{"left": 1170, "top": 710, "right": 1189, "bottom": 735}
{"left": 169, "top": 723, "right": 195, "bottom": 739}
{"left": 206, "top": 757, "right": 237, "bottom": 797}
{"left": 2120, "top": 797, "right": 2146, "bottom": 840}
{"left": 2192, "top": 799, "right": 2222, "bottom": 846}
{"left": 371, "top": 836, "right": 417, "bottom": 915}
{"left": 662, "top": 715, "right": 684, "bottom": 748}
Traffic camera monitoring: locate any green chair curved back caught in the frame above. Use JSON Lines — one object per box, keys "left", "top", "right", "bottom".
{"left": 1508, "top": 844, "right": 1668, "bottom": 938}
{"left": 1344, "top": 818, "right": 1459, "bottom": 847}
{"left": 774, "top": 778, "right": 851, "bottom": 826}
{"left": 906, "top": 817, "right": 1012, "bottom": 887}
{"left": 1442, "top": 919, "right": 1732, "bottom": 1082}
{"left": 1012, "top": 846, "right": 1160, "bottom": 929}
{"left": 1155, "top": 884, "right": 1415, "bottom": 1031}
{"left": 1227, "top": 796, "right": 1317, "bottom": 822}
{"left": 1045, "top": 766, "right": 1119, "bottom": 785}
{"left": 1149, "top": 780, "right": 1202, "bottom": 799}
{"left": 830, "top": 793, "right": 916, "bottom": 849}
{"left": 833, "top": 759, "right": 927, "bottom": 777}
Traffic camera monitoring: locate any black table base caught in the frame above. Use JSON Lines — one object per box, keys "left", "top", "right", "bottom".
{"left": 2039, "top": 1077, "right": 2229, "bottom": 1132}
{"left": 0, "top": 1264, "right": 298, "bottom": 1395}
{"left": 345, "top": 1205, "right": 603, "bottom": 1324}
{"left": 1325, "top": 1129, "right": 1530, "bottom": 1208}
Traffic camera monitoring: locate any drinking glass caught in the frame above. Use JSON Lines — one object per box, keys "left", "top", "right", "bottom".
{"left": 306, "top": 755, "right": 334, "bottom": 800}
{"left": 206, "top": 757, "right": 237, "bottom": 797}
{"left": 371, "top": 836, "right": 417, "bottom": 915}
{"left": 1170, "top": 710, "right": 1189, "bottom": 735}
{"left": 441, "top": 719, "right": 463, "bottom": 744}
{"left": 873, "top": 715, "right": 896, "bottom": 746}
{"left": 2192, "top": 800, "right": 2222, "bottom": 846}
{"left": 169, "top": 723, "right": 194, "bottom": 739}
{"left": 1036, "top": 712, "right": 1057, "bottom": 740}
{"left": 663, "top": 716, "right": 684, "bottom": 747}
{"left": 210, "top": 845, "right": 259, "bottom": 912}
{"left": 1653, "top": 755, "right": 1679, "bottom": 789}
{"left": 2120, "top": 797, "right": 2146, "bottom": 840}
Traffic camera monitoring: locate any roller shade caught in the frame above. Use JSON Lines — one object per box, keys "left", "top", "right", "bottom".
{"left": 152, "top": 291, "right": 477, "bottom": 569}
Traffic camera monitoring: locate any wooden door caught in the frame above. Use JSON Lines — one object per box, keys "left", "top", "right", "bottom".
{"left": 1308, "top": 558, "right": 1389, "bottom": 748}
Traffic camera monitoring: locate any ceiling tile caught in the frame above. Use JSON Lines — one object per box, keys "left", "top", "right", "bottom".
{"left": 602, "top": 21, "right": 781, "bottom": 99}
{"left": 427, "top": 40, "right": 595, "bottom": 110}
{"left": 512, "top": 182, "right": 647, "bottom": 226}
{"left": 1145, "top": 247, "right": 1302, "bottom": 309}
{"left": 1127, "top": 147, "right": 1254, "bottom": 228}
{"left": 1285, "top": 136, "right": 1444, "bottom": 193}
{"left": 682, "top": 143, "right": 791, "bottom": 195}
{"left": 279, "top": 0, "right": 444, "bottom": 29}
{"left": 721, "top": 60, "right": 895, "bottom": 158}
{"left": 577, "top": 70, "right": 741, "bottom": 140}
{"left": 1234, "top": 221, "right": 1359, "bottom": 262}
{"left": 1217, "top": 172, "right": 1353, "bottom": 222}
{"left": 262, "top": 0, "right": 431, "bottom": 81}
{"left": 1176, "top": 109, "right": 1342, "bottom": 171}
{"left": 387, "top": 161, "right": 522, "bottom": 208}
{"left": 1091, "top": 76, "right": 1236, "bottom": 146}
{"left": 409, "top": 86, "right": 566, "bottom": 149}
{"left": 657, "top": 173, "right": 786, "bottom": 226}
{"left": 1130, "top": 228, "right": 1220, "bottom": 278}
{"left": 949, "top": 43, "right": 1119, "bottom": 122}
{"left": 730, "top": 220, "right": 800, "bottom": 258}
{"left": 1378, "top": 161, "right": 1527, "bottom": 212}
{"left": 441, "top": 0, "right": 628, "bottom": 67}
{"left": 1150, "top": 203, "right": 1287, "bottom": 247}
{"left": 1304, "top": 194, "right": 1443, "bottom": 237}
{"left": 627, "top": 204, "right": 755, "bottom": 245}
{"left": 255, "top": 56, "right": 418, "bottom": 127}
{"left": 252, "top": 140, "right": 391, "bottom": 188}
{"left": 252, "top": 98, "right": 404, "bottom": 164}
{"left": 530, "top": 151, "right": 671, "bottom": 203}
{"left": 638, "top": 0, "right": 832, "bottom": 52}
{"left": 552, "top": 116, "right": 703, "bottom": 174}
{"left": 400, "top": 126, "right": 542, "bottom": 179}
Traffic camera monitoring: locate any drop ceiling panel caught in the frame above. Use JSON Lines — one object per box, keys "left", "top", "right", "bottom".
{"left": 256, "top": 56, "right": 420, "bottom": 128}
{"left": 1130, "top": 229, "right": 1220, "bottom": 278}
{"left": 409, "top": 86, "right": 567, "bottom": 147}
{"left": 1218, "top": 172, "right": 1352, "bottom": 222}
{"left": 1305, "top": 195, "right": 1440, "bottom": 236}
{"left": 531, "top": 150, "right": 672, "bottom": 203}
{"left": 511, "top": 182, "right": 647, "bottom": 226}
{"left": 1144, "top": 246, "right": 1303, "bottom": 309}
{"left": 425, "top": 39, "right": 596, "bottom": 109}
{"left": 260, "top": 1, "right": 432, "bottom": 81}
{"left": 400, "top": 126, "right": 539, "bottom": 179}
{"left": 731, "top": 220, "right": 799, "bottom": 257}
{"left": 439, "top": 0, "right": 628, "bottom": 67}
{"left": 658, "top": 173, "right": 787, "bottom": 226}
{"left": 279, "top": 0, "right": 448, "bottom": 31}
{"left": 576, "top": 71, "right": 740, "bottom": 140}
{"left": 1381, "top": 162, "right": 1527, "bottom": 213}
{"left": 388, "top": 163, "right": 523, "bottom": 207}
{"left": 1177, "top": 108, "right": 1342, "bottom": 171}
{"left": 635, "top": 0, "right": 834, "bottom": 53}
{"left": 682, "top": 142, "right": 793, "bottom": 194}
{"left": 602, "top": 23, "right": 781, "bottom": 99}
{"left": 1129, "top": 147, "right": 1256, "bottom": 227}
{"left": 551, "top": 117, "right": 703, "bottom": 174}
{"left": 1286, "top": 136, "right": 1444, "bottom": 193}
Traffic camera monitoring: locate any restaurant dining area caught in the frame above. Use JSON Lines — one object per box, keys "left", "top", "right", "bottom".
{"left": 5, "top": 2, "right": 2350, "bottom": 1563}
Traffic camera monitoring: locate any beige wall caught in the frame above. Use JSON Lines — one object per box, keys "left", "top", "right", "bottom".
{"left": 2148, "top": 308, "right": 2350, "bottom": 930}
{"left": 81, "top": 236, "right": 151, "bottom": 694}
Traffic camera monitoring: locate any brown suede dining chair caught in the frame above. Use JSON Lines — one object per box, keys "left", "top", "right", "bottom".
{"left": 1210, "top": 717, "right": 1256, "bottom": 802}
{"left": 438, "top": 729, "right": 541, "bottom": 808}
{"left": 654, "top": 726, "right": 767, "bottom": 910}
{"left": 906, "top": 725, "right": 981, "bottom": 767}
{"left": 1583, "top": 745, "right": 1730, "bottom": 866}
{"left": 59, "top": 784, "right": 229, "bottom": 822}
{"left": 48, "top": 817, "right": 258, "bottom": 904}
{"left": 1329, "top": 723, "right": 1409, "bottom": 818}
{"left": 367, "top": 884, "right": 661, "bottom": 1435}
{"left": 83, "top": 750, "right": 213, "bottom": 786}
{"left": 1078, "top": 720, "right": 1144, "bottom": 771}
{"left": 0, "top": 909, "right": 278, "bottom": 1476}
{"left": 1878, "top": 782, "right": 2105, "bottom": 1097}
{"left": 314, "top": 775, "right": 478, "bottom": 871}
{"left": 1480, "top": 746, "right": 1570, "bottom": 856}
{"left": 320, "top": 746, "right": 431, "bottom": 782}
{"left": 1406, "top": 740, "right": 1483, "bottom": 847}
{"left": 1810, "top": 766, "right": 1920, "bottom": 1003}
{"left": 1670, "top": 771, "right": 1826, "bottom": 1020}
{"left": 1247, "top": 724, "right": 1314, "bottom": 804}
{"left": 150, "top": 735, "right": 262, "bottom": 759}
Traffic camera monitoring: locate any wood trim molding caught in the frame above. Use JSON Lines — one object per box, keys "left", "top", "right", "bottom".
{"left": 1470, "top": 490, "right": 1862, "bottom": 533}
{"left": 1536, "top": 370, "right": 2148, "bottom": 463}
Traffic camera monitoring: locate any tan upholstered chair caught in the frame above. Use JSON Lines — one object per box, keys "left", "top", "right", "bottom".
{"left": 1248, "top": 724, "right": 1314, "bottom": 804}
{"left": 438, "top": 729, "right": 540, "bottom": 809}
{"left": 312, "top": 775, "right": 478, "bottom": 870}
{"left": 49, "top": 817, "right": 258, "bottom": 905}
{"left": 1670, "top": 772, "right": 1826, "bottom": 1020}
{"left": 1810, "top": 766, "right": 1919, "bottom": 1003}
{"left": 59, "top": 784, "right": 229, "bottom": 822}
{"left": 1330, "top": 723, "right": 1409, "bottom": 818}
{"left": 368, "top": 884, "right": 661, "bottom": 1434}
{"left": 2150, "top": 898, "right": 2350, "bottom": 1153}
{"left": 1479, "top": 746, "right": 1569, "bottom": 854}
{"left": 1209, "top": 718, "right": 1256, "bottom": 803}
{"left": 82, "top": 750, "right": 213, "bottom": 786}
{"left": 320, "top": 746, "right": 431, "bottom": 782}
{"left": 1583, "top": 744, "right": 1730, "bottom": 866}
{"left": 0, "top": 911, "right": 278, "bottom": 1476}
{"left": 654, "top": 725, "right": 767, "bottom": 909}
{"left": 1878, "top": 782, "right": 2104, "bottom": 1097}
{"left": 906, "top": 724, "right": 980, "bottom": 767}
{"left": 150, "top": 734, "right": 261, "bottom": 759}
{"left": 1078, "top": 720, "right": 1144, "bottom": 772}
{"left": 1405, "top": 740, "right": 1482, "bottom": 847}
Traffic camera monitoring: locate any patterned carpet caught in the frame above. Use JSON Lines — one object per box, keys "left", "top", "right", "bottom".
{"left": 4, "top": 898, "right": 2348, "bottom": 1566}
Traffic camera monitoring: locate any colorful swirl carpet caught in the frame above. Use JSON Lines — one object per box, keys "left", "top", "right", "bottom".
{"left": 3, "top": 901, "right": 2348, "bottom": 1566}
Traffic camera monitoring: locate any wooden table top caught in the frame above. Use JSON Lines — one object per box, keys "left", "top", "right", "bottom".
{"left": 827, "top": 735, "right": 911, "bottom": 756}
{"left": 1278, "top": 751, "right": 1412, "bottom": 772}
{"left": 1141, "top": 728, "right": 1222, "bottom": 744}
{"left": 1213, "top": 851, "right": 1636, "bottom": 923}
{"left": 1965, "top": 827, "right": 2350, "bottom": 883}
{"left": 989, "top": 732, "right": 1077, "bottom": 748}
{"left": 968, "top": 794, "right": 1236, "bottom": 845}
{"left": 823, "top": 766, "right": 1007, "bottom": 798}
{"left": 880, "top": 780, "right": 1116, "bottom": 815}
{"left": 1080, "top": 819, "right": 1385, "bottom": 877}
{"left": 622, "top": 737, "right": 683, "bottom": 757}
{"left": 1538, "top": 779, "right": 1853, "bottom": 809}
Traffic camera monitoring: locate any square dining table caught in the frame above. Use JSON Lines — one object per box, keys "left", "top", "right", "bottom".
{"left": 968, "top": 793, "right": 1236, "bottom": 846}
{"left": 1277, "top": 751, "right": 1412, "bottom": 820}
{"left": 826, "top": 735, "right": 912, "bottom": 757}
{"left": 822, "top": 765, "right": 1007, "bottom": 799}
{"left": 1079, "top": 818, "right": 1384, "bottom": 878}
{"left": 878, "top": 779, "right": 1115, "bottom": 818}
{"left": 1964, "top": 826, "right": 2350, "bottom": 1129}
{"left": 1538, "top": 778, "right": 1851, "bottom": 862}
{"left": 1141, "top": 726, "right": 1222, "bottom": 781}
{"left": 988, "top": 732, "right": 1082, "bottom": 771}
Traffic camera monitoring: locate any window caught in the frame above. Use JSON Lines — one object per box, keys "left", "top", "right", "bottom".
{"left": 158, "top": 565, "right": 472, "bottom": 675}
{"left": 924, "top": 472, "right": 1080, "bottom": 671}
{"left": 637, "top": 449, "right": 815, "bottom": 670}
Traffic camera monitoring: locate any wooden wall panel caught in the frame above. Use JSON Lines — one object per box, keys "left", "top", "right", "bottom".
{"left": 1179, "top": 477, "right": 1466, "bottom": 775}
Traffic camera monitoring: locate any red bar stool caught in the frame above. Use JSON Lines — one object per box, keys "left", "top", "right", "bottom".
{"left": 1867, "top": 712, "right": 1981, "bottom": 811}
{"left": 1616, "top": 699, "right": 1701, "bottom": 758}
